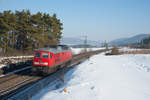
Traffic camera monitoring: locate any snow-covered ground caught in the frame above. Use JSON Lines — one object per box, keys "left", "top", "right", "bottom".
{"left": 71, "top": 47, "right": 106, "bottom": 55}
{"left": 32, "top": 52, "right": 150, "bottom": 100}
{"left": 0, "top": 56, "right": 33, "bottom": 69}
{"left": 119, "top": 47, "right": 148, "bottom": 52}
{"left": 0, "top": 64, "right": 5, "bottom": 69}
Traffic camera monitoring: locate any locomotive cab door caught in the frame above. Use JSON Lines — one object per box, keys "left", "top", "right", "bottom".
{"left": 49, "top": 52, "right": 54, "bottom": 67}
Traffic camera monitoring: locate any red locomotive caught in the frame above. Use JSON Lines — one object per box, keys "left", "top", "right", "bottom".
{"left": 32, "top": 45, "right": 72, "bottom": 74}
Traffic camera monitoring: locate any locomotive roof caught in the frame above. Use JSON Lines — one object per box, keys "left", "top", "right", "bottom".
{"left": 35, "top": 45, "right": 71, "bottom": 54}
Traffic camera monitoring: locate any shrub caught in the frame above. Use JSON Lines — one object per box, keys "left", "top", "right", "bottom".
{"left": 111, "top": 46, "right": 120, "bottom": 55}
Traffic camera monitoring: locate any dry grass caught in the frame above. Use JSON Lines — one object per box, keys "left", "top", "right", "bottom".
{"left": 111, "top": 46, "right": 120, "bottom": 55}
{"left": 0, "top": 69, "right": 2, "bottom": 75}
{"left": 105, "top": 46, "right": 120, "bottom": 55}
{"left": 106, "top": 47, "right": 150, "bottom": 55}
{"left": 120, "top": 50, "right": 150, "bottom": 54}
{"left": 63, "top": 87, "right": 67, "bottom": 93}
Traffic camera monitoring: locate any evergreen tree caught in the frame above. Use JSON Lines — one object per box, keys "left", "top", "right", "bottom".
{"left": 0, "top": 10, "right": 63, "bottom": 53}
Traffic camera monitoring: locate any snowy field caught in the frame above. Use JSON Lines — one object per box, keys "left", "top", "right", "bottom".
{"left": 119, "top": 47, "right": 148, "bottom": 52}
{"left": 71, "top": 47, "right": 106, "bottom": 55}
{"left": 32, "top": 52, "right": 150, "bottom": 100}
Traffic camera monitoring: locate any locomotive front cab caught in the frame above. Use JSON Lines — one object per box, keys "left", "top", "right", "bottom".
{"left": 33, "top": 51, "right": 50, "bottom": 66}
{"left": 32, "top": 50, "right": 55, "bottom": 73}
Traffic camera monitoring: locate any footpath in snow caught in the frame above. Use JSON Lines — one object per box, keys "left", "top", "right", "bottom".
{"left": 32, "top": 53, "right": 150, "bottom": 100}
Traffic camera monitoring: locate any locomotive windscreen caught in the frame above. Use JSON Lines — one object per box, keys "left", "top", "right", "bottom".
{"left": 35, "top": 52, "right": 41, "bottom": 57}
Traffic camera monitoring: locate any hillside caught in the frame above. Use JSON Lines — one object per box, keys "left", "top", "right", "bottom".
{"left": 109, "top": 34, "right": 150, "bottom": 46}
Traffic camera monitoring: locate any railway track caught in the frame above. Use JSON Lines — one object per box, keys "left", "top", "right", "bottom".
{"left": 0, "top": 67, "right": 32, "bottom": 84}
{"left": 0, "top": 49, "right": 108, "bottom": 100}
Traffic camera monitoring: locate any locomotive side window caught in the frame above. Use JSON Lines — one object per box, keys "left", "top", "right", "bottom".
{"left": 35, "top": 53, "right": 41, "bottom": 57}
{"left": 42, "top": 53, "right": 49, "bottom": 58}
{"left": 50, "top": 55, "right": 52, "bottom": 58}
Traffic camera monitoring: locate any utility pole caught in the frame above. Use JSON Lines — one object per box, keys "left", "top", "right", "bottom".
{"left": 83, "top": 35, "right": 87, "bottom": 52}
{"left": 104, "top": 40, "right": 108, "bottom": 50}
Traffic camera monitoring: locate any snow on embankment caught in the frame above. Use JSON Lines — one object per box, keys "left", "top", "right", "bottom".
{"left": 0, "top": 56, "right": 33, "bottom": 70}
{"left": 119, "top": 47, "right": 149, "bottom": 52}
{"left": 32, "top": 53, "right": 150, "bottom": 100}
{"left": 118, "top": 47, "right": 150, "bottom": 54}
{"left": 119, "top": 47, "right": 141, "bottom": 52}
{"left": 71, "top": 47, "right": 105, "bottom": 55}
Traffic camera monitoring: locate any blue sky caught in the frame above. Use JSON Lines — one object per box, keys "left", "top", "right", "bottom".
{"left": 0, "top": 0, "right": 150, "bottom": 41}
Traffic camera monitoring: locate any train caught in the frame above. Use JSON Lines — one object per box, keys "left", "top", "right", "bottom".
{"left": 32, "top": 45, "right": 72, "bottom": 74}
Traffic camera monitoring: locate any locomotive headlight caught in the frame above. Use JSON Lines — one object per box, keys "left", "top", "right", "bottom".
{"left": 34, "top": 62, "right": 39, "bottom": 64}
{"left": 42, "top": 62, "right": 48, "bottom": 65}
